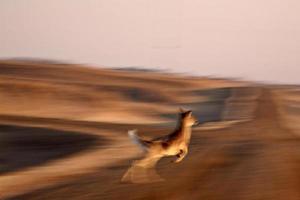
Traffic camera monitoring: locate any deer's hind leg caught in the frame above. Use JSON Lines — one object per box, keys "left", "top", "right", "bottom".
{"left": 122, "top": 153, "right": 164, "bottom": 183}
{"left": 133, "top": 153, "right": 163, "bottom": 168}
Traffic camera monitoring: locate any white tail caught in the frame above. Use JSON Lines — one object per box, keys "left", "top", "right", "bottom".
{"left": 128, "top": 129, "right": 148, "bottom": 151}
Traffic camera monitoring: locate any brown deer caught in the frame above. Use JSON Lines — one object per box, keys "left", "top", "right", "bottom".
{"left": 122, "top": 109, "right": 200, "bottom": 183}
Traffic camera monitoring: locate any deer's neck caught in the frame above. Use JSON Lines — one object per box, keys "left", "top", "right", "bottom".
{"left": 175, "top": 121, "right": 192, "bottom": 143}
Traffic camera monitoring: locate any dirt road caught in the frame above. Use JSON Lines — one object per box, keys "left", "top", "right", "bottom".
{"left": 5, "top": 89, "right": 299, "bottom": 200}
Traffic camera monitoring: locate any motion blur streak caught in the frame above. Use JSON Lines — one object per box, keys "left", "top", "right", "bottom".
{"left": 0, "top": 60, "right": 299, "bottom": 200}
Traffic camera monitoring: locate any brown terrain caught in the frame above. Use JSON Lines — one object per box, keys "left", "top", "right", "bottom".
{"left": 0, "top": 60, "right": 299, "bottom": 200}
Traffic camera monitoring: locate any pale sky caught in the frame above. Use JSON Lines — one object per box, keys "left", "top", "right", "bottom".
{"left": 1, "top": 0, "right": 300, "bottom": 84}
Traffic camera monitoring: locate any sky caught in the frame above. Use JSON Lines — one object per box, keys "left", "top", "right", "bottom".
{"left": 1, "top": 0, "right": 300, "bottom": 84}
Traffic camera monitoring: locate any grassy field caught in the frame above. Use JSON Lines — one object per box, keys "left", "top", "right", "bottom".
{"left": 0, "top": 61, "right": 298, "bottom": 200}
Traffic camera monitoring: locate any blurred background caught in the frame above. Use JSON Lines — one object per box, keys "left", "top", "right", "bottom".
{"left": 1, "top": 0, "right": 300, "bottom": 83}
{"left": 0, "top": 1, "right": 300, "bottom": 200}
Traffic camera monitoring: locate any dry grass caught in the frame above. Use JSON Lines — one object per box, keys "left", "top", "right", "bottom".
{"left": 2, "top": 60, "right": 290, "bottom": 200}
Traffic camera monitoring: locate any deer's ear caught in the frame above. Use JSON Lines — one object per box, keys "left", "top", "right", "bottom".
{"left": 186, "top": 110, "right": 192, "bottom": 116}
{"left": 179, "top": 107, "right": 185, "bottom": 113}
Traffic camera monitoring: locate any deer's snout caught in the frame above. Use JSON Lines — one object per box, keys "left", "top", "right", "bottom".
{"left": 193, "top": 120, "right": 201, "bottom": 127}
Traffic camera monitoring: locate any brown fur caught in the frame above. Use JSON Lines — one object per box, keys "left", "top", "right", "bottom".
{"left": 121, "top": 109, "right": 199, "bottom": 183}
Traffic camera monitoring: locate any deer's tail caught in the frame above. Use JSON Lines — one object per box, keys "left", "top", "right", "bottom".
{"left": 128, "top": 129, "right": 150, "bottom": 152}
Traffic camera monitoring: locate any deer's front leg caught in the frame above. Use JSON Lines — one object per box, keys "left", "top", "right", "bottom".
{"left": 174, "top": 148, "right": 188, "bottom": 163}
